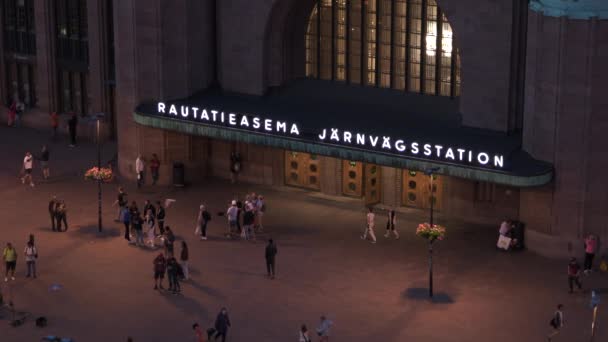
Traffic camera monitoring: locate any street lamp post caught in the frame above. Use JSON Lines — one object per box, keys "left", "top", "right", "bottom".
{"left": 96, "top": 117, "right": 102, "bottom": 233}
{"left": 425, "top": 167, "right": 440, "bottom": 298}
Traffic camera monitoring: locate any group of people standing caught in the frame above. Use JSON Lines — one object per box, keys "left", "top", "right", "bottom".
{"left": 152, "top": 248, "right": 188, "bottom": 295}
{"left": 19, "top": 146, "right": 51, "bottom": 187}
{"left": 3, "top": 235, "right": 38, "bottom": 282}
{"left": 48, "top": 196, "right": 68, "bottom": 232}
{"left": 135, "top": 154, "right": 161, "bottom": 189}
{"left": 223, "top": 192, "right": 266, "bottom": 240}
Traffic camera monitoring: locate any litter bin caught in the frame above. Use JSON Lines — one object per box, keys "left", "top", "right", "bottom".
{"left": 173, "top": 162, "right": 185, "bottom": 187}
{"left": 511, "top": 221, "right": 525, "bottom": 250}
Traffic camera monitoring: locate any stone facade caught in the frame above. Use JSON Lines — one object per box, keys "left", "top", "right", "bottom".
{"left": 3, "top": 0, "right": 608, "bottom": 258}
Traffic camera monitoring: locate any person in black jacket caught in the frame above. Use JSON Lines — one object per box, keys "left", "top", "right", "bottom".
{"left": 156, "top": 201, "right": 166, "bottom": 235}
{"left": 265, "top": 239, "right": 277, "bottom": 279}
{"left": 49, "top": 196, "right": 57, "bottom": 231}
{"left": 67, "top": 113, "right": 78, "bottom": 147}
{"left": 214, "top": 307, "right": 231, "bottom": 342}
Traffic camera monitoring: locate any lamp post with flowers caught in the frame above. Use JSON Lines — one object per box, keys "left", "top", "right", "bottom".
{"left": 83, "top": 113, "right": 111, "bottom": 233}
{"left": 415, "top": 167, "right": 445, "bottom": 298}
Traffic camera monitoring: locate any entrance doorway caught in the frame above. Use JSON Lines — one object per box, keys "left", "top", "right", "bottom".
{"left": 284, "top": 151, "right": 321, "bottom": 190}
{"left": 342, "top": 161, "right": 381, "bottom": 205}
{"left": 402, "top": 169, "right": 442, "bottom": 211}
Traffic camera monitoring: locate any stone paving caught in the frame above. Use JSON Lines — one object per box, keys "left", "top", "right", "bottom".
{"left": 0, "top": 126, "right": 607, "bottom": 342}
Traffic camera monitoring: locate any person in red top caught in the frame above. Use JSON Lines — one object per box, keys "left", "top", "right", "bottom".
{"left": 50, "top": 112, "right": 59, "bottom": 138}
{"left": 584, "top": 234, "right": 597, "bottom": 274}
{"left": 149, "top": 153, "right": 160, "bottom": 185}
{"left": 192, "top": 323, "right": 207, "bottom": 342}
{"left": 567, "top": 257, "right": 582, "bottom": 293}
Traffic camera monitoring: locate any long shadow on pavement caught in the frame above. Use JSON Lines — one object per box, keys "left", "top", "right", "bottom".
{"left": 403, "top": 287, "right": 455, "bottom": 304}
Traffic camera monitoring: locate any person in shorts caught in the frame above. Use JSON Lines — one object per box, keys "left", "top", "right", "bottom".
{"left": 21, "top": 152, "right": 34, "bottom": 187}
{"left": 153, "top": 252, "right": 167, "bottom": 290}
{"left": 3, "top": 242, "right": 17, "bottom": 282}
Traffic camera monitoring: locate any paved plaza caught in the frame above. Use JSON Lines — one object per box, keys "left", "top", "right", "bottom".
{"left": 0, "top": 126, "right": 607, "bottom": 341}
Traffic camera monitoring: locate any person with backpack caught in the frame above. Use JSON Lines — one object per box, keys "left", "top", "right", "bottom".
{"left": 548, "top": 304, "right": 564, "bottom": 341}
{"left": 24, "top": 240, "right": 38, "bottom": 278}
{"left": 3, "top": 242, "right": 17, "bottom": 282}
{"left": 197, "top": 205, "right": 211, "bottom": 241}
{"left": 243, "top": 205, "right": 255, "bottom": 240}
{"left": 166, "top": 256, "right": 181, "bottom": 294}
{"left": 567, "top": 257, "right": 582, "bottom": 293}
{"left": 153, "top": 252, "right": 167, "bottom": 290}
{"left": 21, "top": 151, "right": 35, "bottom": 187}
{"left": 265, "top": 239, "right": 277, "bottom": 279}
{"left": 132, "top": 211, "right": 144, "bottom": 247}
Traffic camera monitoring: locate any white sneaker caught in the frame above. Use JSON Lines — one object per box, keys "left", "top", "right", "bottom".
{"left": 4, "top": 277, "right": 7, "bottom": 282}
{"left": 384, "top": 234, "right": 389, "bottom": 238}
{"left": 21, "top": 178, "right": 25, "bottom": 184}
{"left": 30, "top": 183, "right": 35, "bottom": 187}
{"left": 11, "top": 276, "right": 15, "bottom": 281}
{"left": 371, "top": 240, "right": 377, "bottom": 244}
{"left": 200, "top": 237, "right": 207, "bottom": 240}
{"left": 360, "top": 236, "right": 365, "bottom": 240}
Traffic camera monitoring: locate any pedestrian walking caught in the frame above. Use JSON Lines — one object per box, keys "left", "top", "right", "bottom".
{"left": 256, "top": 195, "right": 266, "bottom": 232}
{"left": 21, "top": 151, "right": 35, "bottom": 187}
{"left": 49, "top": 196, "right": 58, "bottom": 231}
{"left": 384, "top": 209, "right": 399, "bottom": 239}
{"left": 39, "top": 145, "right": 50, "bottom": 180}
{"left": 122, "top": 206, "right": 132, "bottom": 243}
{"left": 197, "top": 205, "right": 211, "bottom": 241}
{"left": 56, "top": 200, "right": 68, "bottom": 232}
{"left": 150, "top": 153, "right": 160, "bottom": 185}
{"left": 180, "top": 241, "right": 189, "bottom": 280}
{"left": 316, "top": 315, "right": 333, "bottom": 342}
{"left": 230, "top": 151, "right": 241, "bottom": 184}
{"left": 163, "top": 226, "right": 176, "bottom": 257}
{"left": 67, "top": 112, "right": 78, "bottom": 147}
{"left": 265, "top": 239, "right": 277, "bottom": 279}
{"left": 113, "top": 187, "right": 128, "bottom": 222}
{"left": 50, "top": 111, "right": 59, "bottom": 139}
{"left": 547, "top": 304, "right": 564, "bottom": 341}
{"left": 213, "top": 308, "right": 231, "bottom": 342}
{"left": 584, "top": 234, "right": 597, "bottom": 274}
{"left": 3, "top": 242, "right": 17, "bottom": 282}
{"left": 132, "top": 211, "right": 144, "bottom": 246}
{"left": 567, "top": 257, "right": 582, "bottom": 293}
{"left": 167, "top": 256, "right": 181, "bottom": 294}
{"left": 153, "top": 252, "right": 166, "bottom": 290}
{"left": 299, "top": 324, "right": 311, "bottom": 342}
{"left": 361, "top": 207, "right": 377, "bottom": 243}
{"left": 145, "top": 206, "right": 156, "bottom": 248}
{"left": 156, "top": 201, "right": 166, "bottom": 235}
{"left": 7, "top": 100, "right": 16, "bottom": 127}
{"left": 243, "top": 205, "right": 255, "bottom": 240}
{"left": 192, "top": 323, "right": 207, "bottom": 342}
{"left": 136, "top": 155, "right": 145, "bottom": 188}
{"left": 24, "top": 240, "right": 37, "bottom": 278}
{"left": 226, "top": 200, "right": 238, "bottom": 238}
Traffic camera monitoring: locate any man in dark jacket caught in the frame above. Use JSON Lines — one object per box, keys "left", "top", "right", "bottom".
{"left": 153, "top": 252, "right": 166, "bottom": 290}
{"left": 49, "top": 196, "right": 57, "bottom": 231}
{"left": 265, "top": 239, "right": 278, "bottom": 279}
{"left": 156, "top": 201, "right": 166, "bottom": 235}
{"left": 214, "top": 307, "right": 231, "bottom": 342}
{"left": 67, "top": 113, "right": 78, "bottom": 147}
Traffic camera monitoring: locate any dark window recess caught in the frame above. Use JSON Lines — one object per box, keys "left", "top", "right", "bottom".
{"left": 2, "top": 0, "right": 36, "bottom": 55}
{"left": 475, "top": 181, "right": 495, "bottom": 203}
{"left": 55, "top": 0, "right": 89, "bottom": 64}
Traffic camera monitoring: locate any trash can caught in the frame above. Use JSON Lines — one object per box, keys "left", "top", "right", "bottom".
{"left": 511, "top": 221, "right": 525, "bottom": 250}
{"left": 173, "top": 162, "right": 185, "bottom": 187}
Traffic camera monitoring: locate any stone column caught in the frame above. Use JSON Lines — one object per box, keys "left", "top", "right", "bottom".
{"left": 34, "top": 0, "right": 57, "bottom": 112}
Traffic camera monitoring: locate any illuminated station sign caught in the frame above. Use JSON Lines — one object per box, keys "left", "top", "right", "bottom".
{"left": 156, "top": 101, "right": 505, "bottom": 169}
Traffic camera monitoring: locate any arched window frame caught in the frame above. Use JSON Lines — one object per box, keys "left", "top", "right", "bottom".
{"left": 305, "top": 0, "right": 461, "bottom": 98}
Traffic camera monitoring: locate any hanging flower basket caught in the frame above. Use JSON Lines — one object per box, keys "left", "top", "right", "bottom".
{"left": 84, "top": 167, "right": 113, "bottom": 183}
{"left": 416, "top": 223, "right": 446, "bottom": 242}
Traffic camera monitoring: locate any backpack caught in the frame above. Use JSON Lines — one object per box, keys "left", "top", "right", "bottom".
{"left": 203, "top": 211, "right": 211, "bottom": 221}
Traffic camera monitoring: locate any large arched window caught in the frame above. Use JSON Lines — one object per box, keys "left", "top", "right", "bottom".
{"left": 305, "top": 0, "right": 460, "bottom": 97}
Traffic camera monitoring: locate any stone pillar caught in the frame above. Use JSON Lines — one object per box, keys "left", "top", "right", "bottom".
{"left": 34, "top": 0, "right": 57, "bottom": 112}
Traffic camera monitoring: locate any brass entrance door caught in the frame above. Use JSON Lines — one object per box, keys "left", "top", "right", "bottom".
{"left": 402, "top": 169, "right": 442, "bottom": 211}
{"left": 364, "top": 164, "right": 381, "bottom": 205}
{"left": 284, "top": 151, "right": 320, "bottom": 190}
{"left": 342, "top": 161, "right": 363, "bottom": 197}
